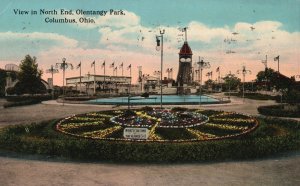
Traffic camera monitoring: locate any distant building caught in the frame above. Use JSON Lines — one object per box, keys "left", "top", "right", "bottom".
{"left": 66, "top": 75, "right": 132, "bottom": 95}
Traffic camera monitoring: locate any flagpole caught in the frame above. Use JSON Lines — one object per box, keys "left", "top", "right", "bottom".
{"left": 128, "top": 65, "right": 131, "bottom": 109}
{"left": 93, "top": 61, "right": 96, "bottom": 95}
{"left": 79, "top": 62, "right": 81, "bottom": 95}
{"left": 278, "top": 56, "right": 280, "bottom": 73}
{"left": 103, "top": 61, "right": 106, "bottom": 91}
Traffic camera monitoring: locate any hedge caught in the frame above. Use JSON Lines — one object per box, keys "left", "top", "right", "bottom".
{"left": 5, "top": 95, "right": 52, "bottom": 102}
{"left": 225, "top": 92, "right": 278, "bottom": 100}
{"left": 258, "top": 105, "right": 300, "bottom": 118}
{"left": 3, "top": 95, "right": 52, "bottom": 108}
{"left": 0, "top": 117, "right": 299, "bottom": 162}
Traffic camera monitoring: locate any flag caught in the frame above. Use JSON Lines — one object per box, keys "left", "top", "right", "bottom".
{"left": 101, "top": 61, "right": 105, "bottom": 68}
{"left": 170, "top": 68, "right": 172, "bottom": 72}
{"left": 119, "top": 62, "right": 123, "bottom": 68}
{"left": 166, "top": 68, "right": 169, "bottom": 73}
{"left": 76, "top": 62, "right": 81, "bottom": 69}
{"left": 110, "top": 62, "right": 114, "bottom": 68}
{"left": 114, "top": 66, "right": 118, "bottom": 71}
{"left": 274, "top": 56, "right": 279, "bottom": 61}
{"left": 127, "top": 64, "right": 131, "bottom": 70}
{"left": 216, "top": 66, "right": 220, "bottom": 72}
{"left": 91, "top": 61, "right": 95, "bottom": 67}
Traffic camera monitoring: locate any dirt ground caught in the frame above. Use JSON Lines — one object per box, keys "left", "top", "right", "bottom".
{"left": 0, "top": 152, "right": 299, "bottom": 186}
{"left": 0, "top": 97, "right": 299, "bottom": 185}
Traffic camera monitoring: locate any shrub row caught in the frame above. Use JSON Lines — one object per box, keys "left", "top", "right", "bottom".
{"left": 225, "top": 92, "right": 278, "bottom": 100}
{"left": 0, "top": 118, "right": 299, "bottom": 162}
{"left": 3, "top": 95, "right": 53, "bottom": 108}
{"left": 258, "top": 105, "right": 300, "bottom": 118}
{"left": 5, "top": 95, "right": 52, "bottom": 102}
{"left": 3, "top": 99, "right": 41, "bottom": 108}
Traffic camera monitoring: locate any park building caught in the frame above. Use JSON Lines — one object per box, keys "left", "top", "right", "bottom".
{"left": 66, "top": 74, "right": 136, "bottom": 95}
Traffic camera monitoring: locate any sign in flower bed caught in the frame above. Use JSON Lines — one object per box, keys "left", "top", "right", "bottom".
{"left": 56, "top": 108, "right": 259, "bottom": 142}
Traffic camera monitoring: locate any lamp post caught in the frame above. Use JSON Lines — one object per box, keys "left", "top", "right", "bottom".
{"left": 91, "top": 61, "right": 96, "bottom": 95}
{"left": 101, "top": 61, "right": 106, "bottom": 91}
{"left": 197, "top": 57, "right": 210, "bottom": 105}
{"left": 156, "top": 29, "right": 165, "bottom": 109}
{"left": 127, "top": 64, "right": 132, "bottom": 109}
{"left": 46, "top": 65, "right": 59, "bottom": 99}
{"left": 237, "top": 65, "right": 251, "bottom": 102}
{"left": 75, "top": 61, "right": 82, "bottom": 95}
{"left": 56, "top": 58, "right": 73, "bottom": 106}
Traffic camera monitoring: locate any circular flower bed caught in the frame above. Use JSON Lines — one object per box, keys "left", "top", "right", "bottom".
{"left": 0, "top": 109, "right": 299, "bottom": 162}
{"left": 56, "top": 108, "right": 259, "bottom": 142}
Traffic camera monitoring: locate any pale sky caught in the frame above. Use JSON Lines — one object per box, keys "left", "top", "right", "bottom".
{"left": 0, "top": 0, "right": 299, "bottom": 85}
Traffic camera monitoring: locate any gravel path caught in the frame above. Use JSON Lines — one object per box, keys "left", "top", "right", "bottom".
{"left": 0, "top": 97, "right": 299, "bottom": 185}
{"left": 0, "top": 152, "right": 299, "bottom": 186}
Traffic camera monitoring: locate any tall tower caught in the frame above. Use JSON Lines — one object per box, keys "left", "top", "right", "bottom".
{"left": 176, "top": 28, "right": 193, "bottom": 90}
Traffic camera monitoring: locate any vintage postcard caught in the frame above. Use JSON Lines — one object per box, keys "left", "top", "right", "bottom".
{"left": 0, "top": 0, "right": 299, "bottom": 185}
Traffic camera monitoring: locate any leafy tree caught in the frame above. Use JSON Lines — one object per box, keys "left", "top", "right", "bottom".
{"left": 256, "top": 68, "right": 275, "bottom": 82}
{"left": 256, "top": 68, "right": 295, "bottom": 91}
{"left": 15, "top": 55, "right": 46, "bottom": 94}
{"left": 222, "top": 74, "right": 241, "bottom": 91}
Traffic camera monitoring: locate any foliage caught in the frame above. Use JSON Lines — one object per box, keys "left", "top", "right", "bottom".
{"left": 5, "top": 95, "right": 52, "bottom": 102}
{"left": 3, "top": 99, "right": 41, "bottom": 108}
{"left": 283, "top": 89, "right": 300, "bottom": 104}
{"left": 256, "top": 68, "right": 295, "bottom": 91}
{"left": 15, "top": 55, "right": 46, "bottom": 94}
{"left": 222, "top": 74, "right": 241, "bottom": 91}
{"left": 3, "top": 95, "right": 52, "bottom": 108}
{"left": 0, "top": 117, "right": 299, "bottom": 162}
{"left": 258, "top": 104, "right": 300, "bottom": 118}
{"left": 225, "top": 92, "right": 278, "bottom": 100}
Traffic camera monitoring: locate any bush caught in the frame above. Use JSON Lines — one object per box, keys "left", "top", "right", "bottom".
{"left": 0, "top": 117, "right": 299, "bottom": 162}
{"left": 3, "top": 95, "right": 52, "bottom": 108}
{"left": 258, "top": 105, "right": 300, "bottom": 118}
{"left": 225, "top": 92, "right": 278, "bottom": 100}
{"left": 3, "top": 99, "right": 41, "bottom": 108}
{"left": 6, "top": 95, "right": 52, "bottom": 102}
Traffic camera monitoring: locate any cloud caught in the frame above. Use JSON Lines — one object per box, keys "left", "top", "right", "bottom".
{"left": 1, "top": 10, "right": 299, "bottom": 85}
{"left": 38, "top": 17, "right": 300, "bottom": 84}
{"left": 0, "top": 31, "right": 78, "bottom": 48}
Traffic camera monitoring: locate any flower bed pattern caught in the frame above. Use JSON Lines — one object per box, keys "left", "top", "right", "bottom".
{"left": 56, "top": 109, "right": 259, "bottom": 142}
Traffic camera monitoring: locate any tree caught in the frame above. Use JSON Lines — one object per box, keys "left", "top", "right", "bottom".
{"left": 222, "top": 74, "right": 241, "bottom": 91}
{"left": 256, "top": 68, "right": 275, "bottom": 90}
{"left": 16, "top": 55, "right": 46, "bottom": 94}
{"left": 256, "top": 68, "right": 275, "bottom": 82}
{"left": 256, "top": 68, "right": 295, "bottom": 91}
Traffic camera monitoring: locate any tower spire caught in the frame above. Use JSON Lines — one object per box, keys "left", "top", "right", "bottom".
{"left": 183, "top": 27, "right": 188, "bottom": 42}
